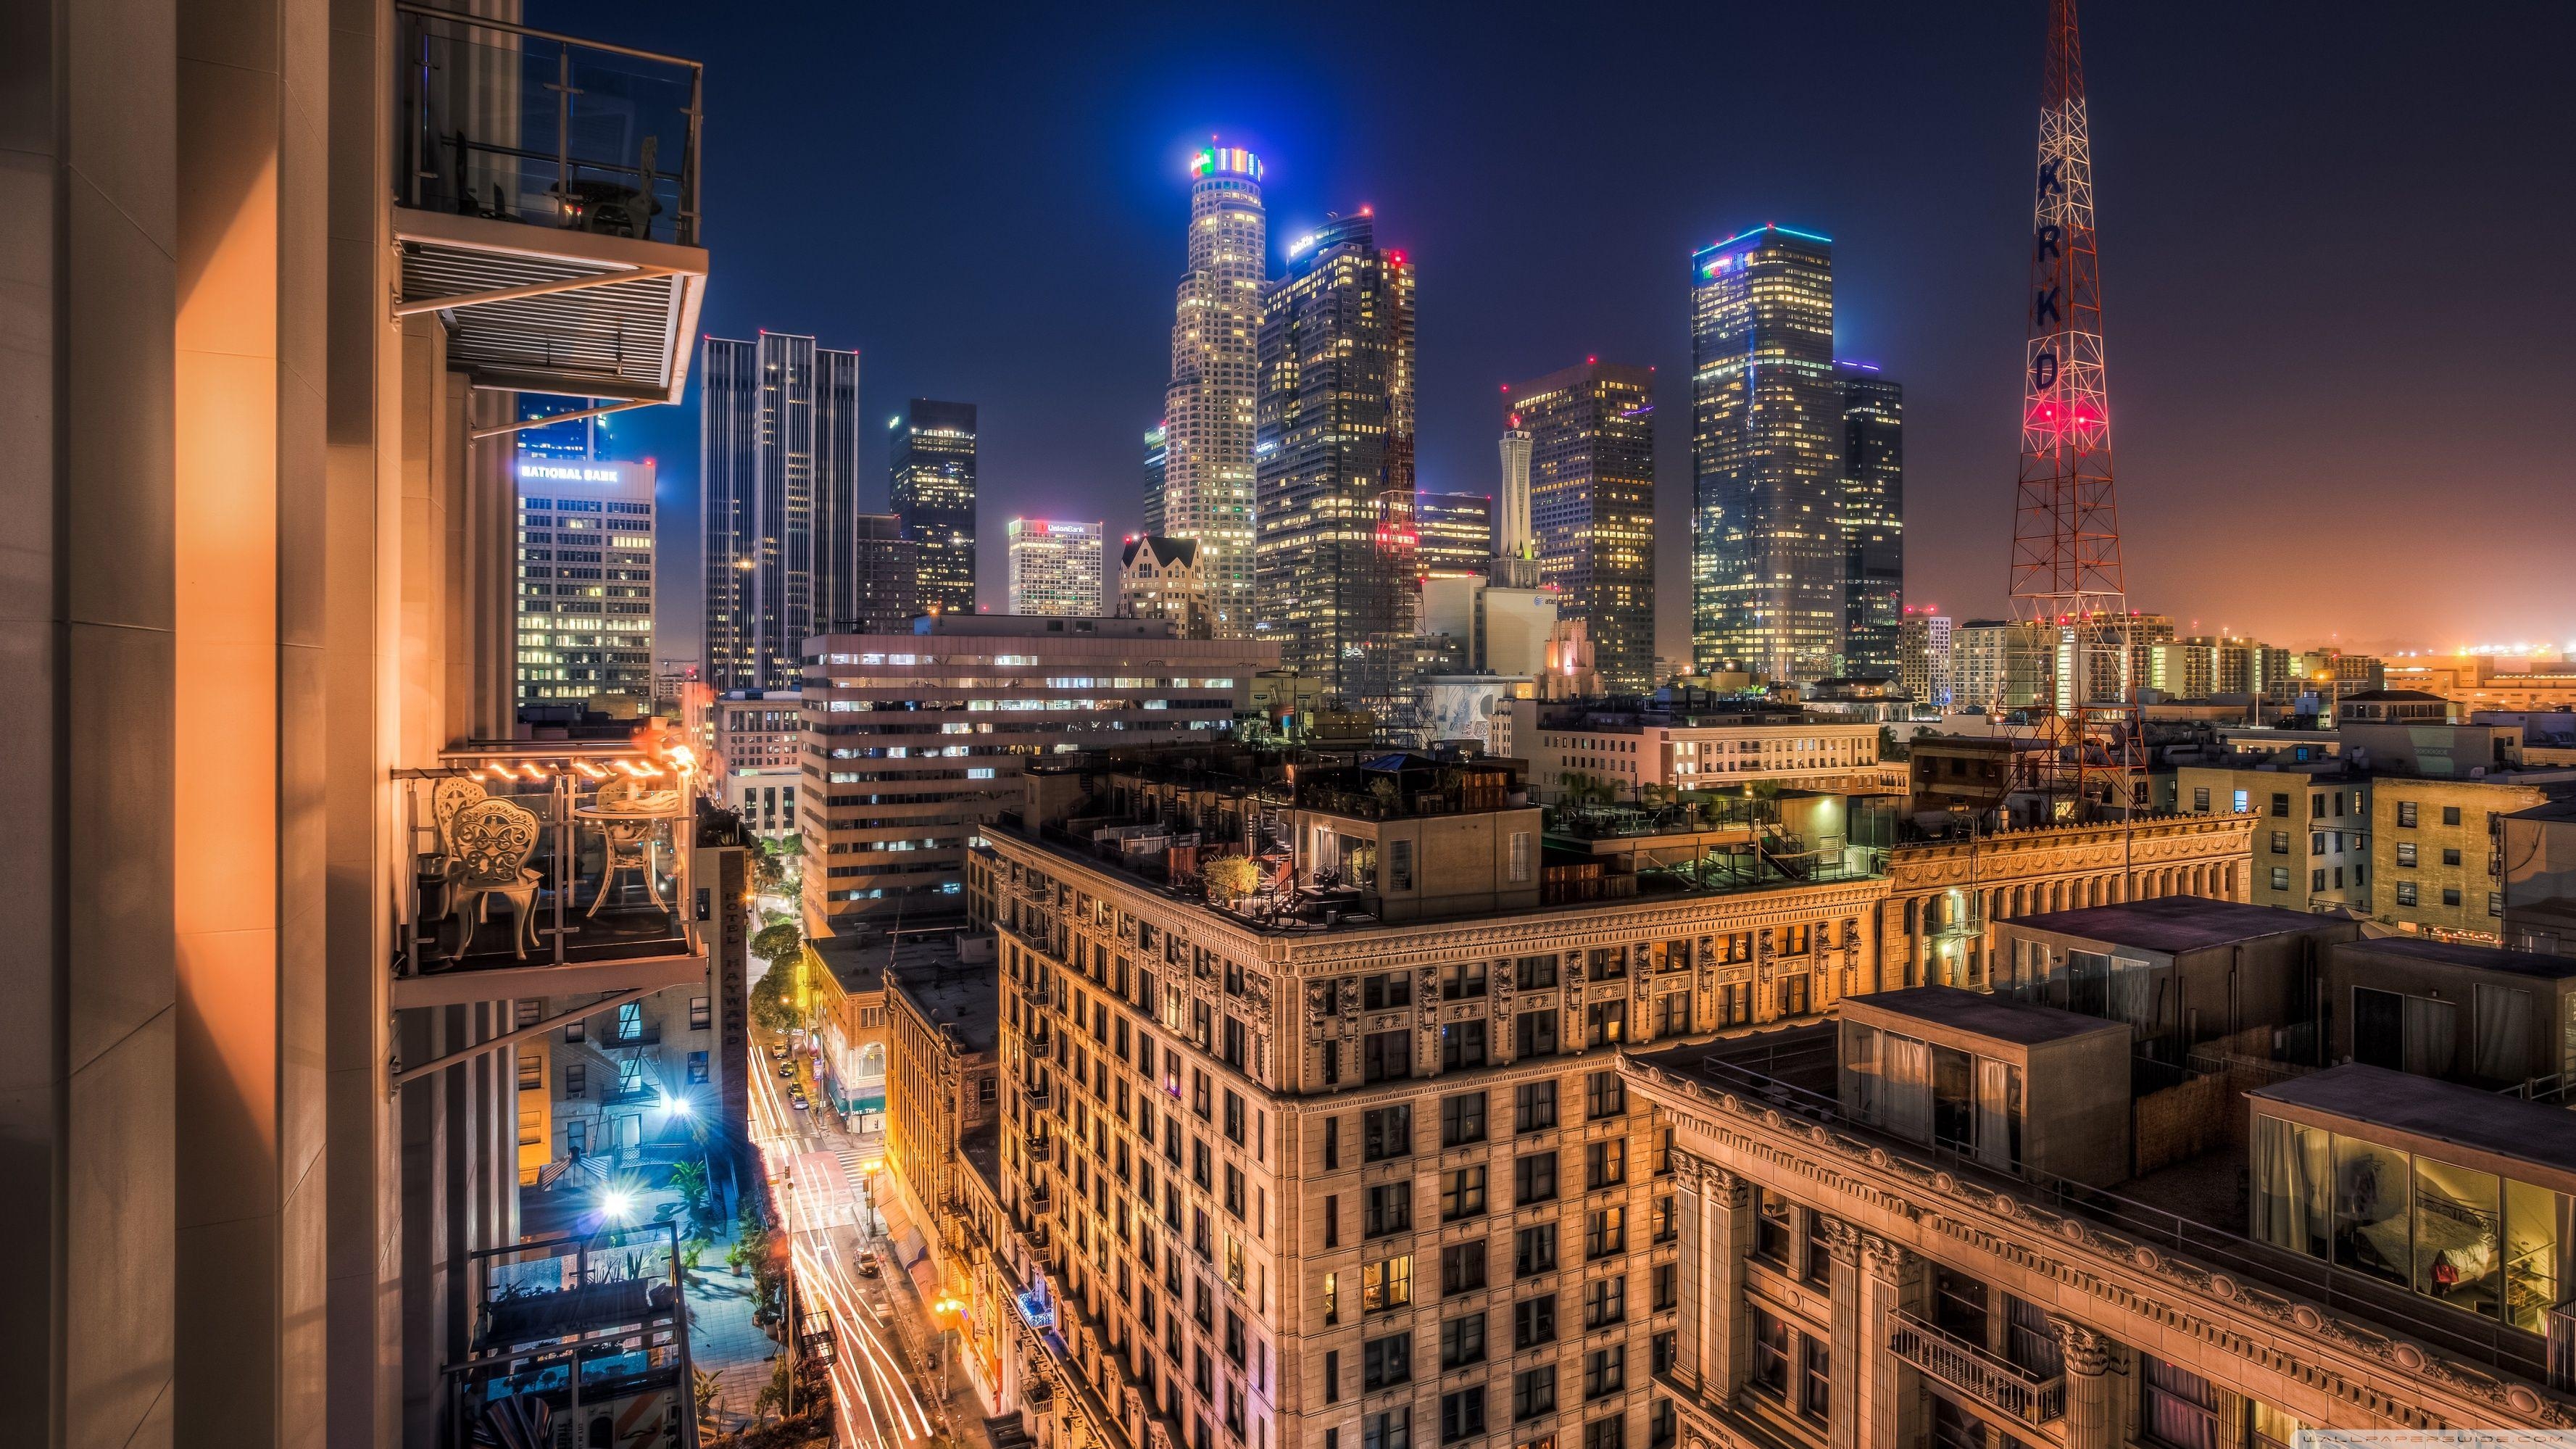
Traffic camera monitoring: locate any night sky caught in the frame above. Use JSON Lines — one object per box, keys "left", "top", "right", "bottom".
{"left": 545, "top": 0, "right": 2576, "bottom": 665}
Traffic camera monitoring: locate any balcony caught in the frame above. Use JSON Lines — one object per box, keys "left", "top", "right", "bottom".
{"left": 1887, "top": 1311, "right": 2065, "bottom": 1424}
{"left": 395, "top": 4, "right": 707, "bottom": 405}
{"left": 392, "top": 742, "right": 707, "bottom": 1010}
{"left": 447, "top": 1221, "right": 691, "bottom": 1448}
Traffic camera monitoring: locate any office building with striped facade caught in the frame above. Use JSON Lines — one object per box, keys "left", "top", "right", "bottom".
{"left": 515, "top": 458, "right": 657, "bottom": 718}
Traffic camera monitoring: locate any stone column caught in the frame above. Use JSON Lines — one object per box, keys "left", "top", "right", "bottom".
{"left": 2052, "top": 1318, "right": 2116, "bottom": 1449}
{"left": 1671, "top": 1153, "right": 1707, "bottom": 1394}
{"left": 1859, "top": 1234, "right": 1929, "bottom": 1449}
{"left": 1822, "top": 1221, "right": 1864, "bottom": 1449}
{"left": 1699, "top": 1163, "right": 1753, "bottom": 1404}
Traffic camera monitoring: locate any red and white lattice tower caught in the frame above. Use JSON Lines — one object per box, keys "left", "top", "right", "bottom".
{"left": 2008, "top": 0, "right": 2139, "bottom": 817}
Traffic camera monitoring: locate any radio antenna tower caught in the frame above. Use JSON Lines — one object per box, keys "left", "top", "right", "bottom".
{"left": 2008, "top": 0, "right": 2139, "bottom": 818}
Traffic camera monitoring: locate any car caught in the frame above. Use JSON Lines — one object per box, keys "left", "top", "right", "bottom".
{"left": 770, "top": 1044, "right": 789, "bottom": 1062}
{"left": 790, "top": 1095, "right": 810, "bottom": 1111}
{"left": 853, "top": 1249, "right": 882, "bottom": 1278}
{"left": 777, "top": 1063, "right": 794, "bottom": 1079}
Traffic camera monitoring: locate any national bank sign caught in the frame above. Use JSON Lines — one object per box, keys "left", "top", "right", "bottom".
{"left": 520, "top": 462, "right": 627, "bottom": 485}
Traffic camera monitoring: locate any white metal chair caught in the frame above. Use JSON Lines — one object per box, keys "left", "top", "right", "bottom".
{"left": 446, "top": 797, "right": 544, "bottom": 958}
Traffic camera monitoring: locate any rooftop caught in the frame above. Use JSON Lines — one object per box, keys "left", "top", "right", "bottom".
{"left": 2002, "top": 895, "right": 2336, "bottom": 954}
{"left": 2253, "top": 1064, "right": 2576, "bottom": 1183}
{"left": 1846, "top": 985, "right": 2132, "bottom": 1047}
{"left": 890, "top": 944, "right": 1001, "bottom": 1056}
{"left": 2338, "top": 934, "right": 2576, "bottom": 982}
{"left": 962, "top": 1125, "right": 1002, "bottom": 1196}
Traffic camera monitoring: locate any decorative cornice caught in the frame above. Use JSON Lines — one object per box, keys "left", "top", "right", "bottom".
{"left": 2051, "top": 1316, "right": 2114, "bottom": 1376}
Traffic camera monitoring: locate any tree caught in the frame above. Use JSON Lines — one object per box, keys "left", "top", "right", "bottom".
{"left": 1203, "top": 855, "right": 1260, "bottom": 905}
{"left": 751, "top": 921, "right": 802, "bottom": 966}
{"left": 749, "top": 963, "right": 801, "bottom": 1037}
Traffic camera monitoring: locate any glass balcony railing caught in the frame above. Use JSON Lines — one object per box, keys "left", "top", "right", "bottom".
{"left": 397, "top": 3, "right": 702, "bottom": 246}
{"left": 396, "top": 742, "right": 702, "bottom": 979}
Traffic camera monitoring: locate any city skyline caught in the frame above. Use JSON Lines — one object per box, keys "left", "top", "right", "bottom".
{"left": 568, "top": 0, "right": 2575, "bottom": 663}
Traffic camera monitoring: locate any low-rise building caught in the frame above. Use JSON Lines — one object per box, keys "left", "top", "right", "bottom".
{"left": 2324, "top": 935, "right": 2576, "bottom": 1088}
{"left": 712, "top": 686, "right": 803, "bottom": 775}
{"left": 2374, "top": 771, "right": 2576, "bottom": 942}
{"left": 716, "top": 763, "right": 801, "bottom": 840}
{"left": 1505, "top": 696, "right": 1889, "bottom": 802}
{"left": 881, "top": 938, "right": 1003, "bottom": 1369}
{"left": 1120, "top": 534, "right": 1216, "bottom": 639}
{"left": 2175, "top": 759, "right": 2371, "bottom": 913}
{"left": 2335, "top": 688, "right": 2456, "bottom": 726}
{"left": 2501, "top": 797, "right": 2576, "bottom": 955}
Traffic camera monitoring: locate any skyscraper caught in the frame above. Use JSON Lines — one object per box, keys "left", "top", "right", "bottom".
{"left": 1509, "top": 360, "right": 1658, "bottom": 692}
{"left": 702, "top": 332, "right": 860, "bottom": 691}
{"left": 1495, "top": 423, "right": 1537, "bottom": 587}
{"left": 1155, "top": 145, "right": 1265, "bottom": 636}
{"left": 1412, "top": 491, "right": 1493, "bottom": 578}
{"left": 1691, "top": 225, "right": 1843, "bottom": 681}
{"left": 1006, "top": 518, "right": 1106, "bottom": 616}
{"left": 1255, "top": 211, "right": 1418, "bottom": 707}
{"left": 845, "top": 511, "right": 918, "bottom": 633}
{"left": 889, "top": 398, "right": 979, "bottom": 617}
{"left": 515, "top": 458, "right": 657, "bottom": 718}
{"left": 1898, "top": 607, "right": 1953, "bottom": 710}
{"left": 1142, "top": 420, "right": 1168, "bottom": 532}
{"left": 1839, "top": 362, "right": 1905, "bottom": 676}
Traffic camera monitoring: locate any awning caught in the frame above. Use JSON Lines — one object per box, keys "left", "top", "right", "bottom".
{"left": 904, "top": 1245, "right": 939, "bottom": 1305}
{"left": 874, "top": 1171, "right": 916, "bottom": 1245}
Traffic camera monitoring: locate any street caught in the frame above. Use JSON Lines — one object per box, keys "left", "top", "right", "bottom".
{"left": 745, "top": 1023, "right": 960, "bottom": 1449}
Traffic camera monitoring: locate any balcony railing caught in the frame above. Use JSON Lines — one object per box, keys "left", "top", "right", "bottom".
{"left": 398, "top": 4, "right": 699, "bottom": 244}
{"left": 449, "top": 1221, "right": 691, "bottom": 1448}
{"left": 1887, "top": 1310, "right": 2065, "bottom": 1424}
{"left": 394, "top": 743, "right": 702, "bottom": 993}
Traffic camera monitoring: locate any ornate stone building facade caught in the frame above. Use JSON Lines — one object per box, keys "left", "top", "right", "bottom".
{"left": 1881, "top": 813, "right": 2259, "bottom": 990}
{"left": 1622, "top": 1045, "right": 2574, "bottom": 1449}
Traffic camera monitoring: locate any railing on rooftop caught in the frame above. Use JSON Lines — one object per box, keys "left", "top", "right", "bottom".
{"left": 397, "top": 4, "right": 701, "bottom": 245}
{"left": 396, "top": 743, "right": 700, "bottom": 980}
{"left": 1647, "top": 1041, "right": 2556, "bottom": 1383}
{"left": 1889, "top": 1310, "right": 2065, "bottom": 1423}
{"left": 448, "top": 1220, "right": 693, "bottom": 1448}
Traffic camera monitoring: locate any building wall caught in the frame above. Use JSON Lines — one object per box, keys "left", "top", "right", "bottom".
{"left": 2176, "top": 768, "right": 2370, "bottom": 913}
{"left": 1506, "top": 707, "right": 1882, "bottom": 802}
{"left": 884, "top": 978, "right": 1000, "bottom": 1290}
{"left": 799, "top": 624, "right": 1271, "bottom": 931}
{"left": 1623, "top": 1058, "right": 2563, "bottom": 1449}
{"left": 2373, "top": 777, "right": 2551, "bottom": 942}
{"left": 974, "top": 830, "right": 1888, "bottom": 1449}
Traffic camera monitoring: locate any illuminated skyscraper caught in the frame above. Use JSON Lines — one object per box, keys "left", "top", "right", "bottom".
{"left": 1142, "top": 420, "right": 1168, "bottom": 532}
{"left": 1255, "top": 211, "right": 1417, "bottom": 707}
{"left": 1839, "top": 362, "right": 1905, "bottom": 675}
{"left": 1691, "top": 225, "right": 1842, "bottom": 681}
{"left": 1495, "top": 423, "right": 1537, "bottom": 587}
{"left": 1413, "top": 491, "right": 1492, "bottom": 578}
{"left": 1155, "top": 145, "right": 1265, "bottom": 636}
{"left": 844, "top": 512, "right": 918, "bottom": 633}
{"left": 889, "top": 398, "right": 979, "bottom": 617}
{"left": 1006, "top": 518, "right": 1106, "bottom": 617}
{"left": 1508, "top": 360, "right": 1657, "bottom": 692}
{"left": 702, "top": 332, "right": 860, "bottom": 691}
{"left": 516, "top": 458, "right": 656, "bottom": 718}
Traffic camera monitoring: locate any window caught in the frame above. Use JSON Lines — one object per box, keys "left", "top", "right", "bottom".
{"left": 1324, "top": 1273, "right": 1339, "bottom": 1324}
{"left": 565, "top": 1063, "right": 586, "bottom": 1099}
{"left": 1363, "top": 973, "right": 1413, "bottom": 1010}
{"left": 2271, "top": 866, "right": 2290, "bottom": 892}
{"left": 2269, "top": 792, "right": 2290, "bottom": 817}
{"left": 1515, "top": 1080, "right": 1558, "bottom": 1132}
{"left": 1583, "top": 1416, "right": 1624, "bottom": 1449}
{"left": 2442, "top": 847, "right": 2462, "bottom": 866}
{"left": 1362, "top": 1255, "right": 1413, "bottom": 1313}
{"left": 1748, "top": 1306, "right": 1790, "bottom": 1400}
{"left": 1363, "top": 1334, "right": 1412, "bottom": 1391}
{"left": 1366, "top": 1409, "right": 1412, "bottom": 1449}
{"left": 2269, "top": 831, "right": 2289, "bottom": 855}
{"left": 1324, "top": 1117, "right": 1340, "bottom": 1169}
{"left": 1649, "top": 1398, "right": 1676, "bottom": 1449}
{"left": 1442, "top": 1241, "right": 1489, "bottom": 1295}
{"left": 689, "top": 996, "right": 711, "bottom": 1029}
{"left": 1443, "top": 1166, "right": 1488, "bottom": 1221}
{"left": 1584, "top": 1139, "right": 1626, "bottom": 1190}
{"left": 1443, "top": 960, "right": 1489, "bottom": 1000}
{"left": 1442, "top": 1021, "right": 1489, "bottom": 1070}
{"left": 613, "top": 1001, "right": 642, "bottom": 1041}
{"left": 1652, "top": 1261, "right": 1678, "bottom": 1311}
{"left": 1584, "top": 1000, "right": 1626, "bottom": 1047}
{"left": 1514, "top": 1293, "right": 1558, "bottom": 1348}
{"left": 1440, "top": 1390, "right": 1486, "bottom": 1445}
{"left": 2443, "top": 806, "right": 2462, "bottom": 826}
{"left": 517, "top": 1051, "right": 541, "bottom": 1091}
{"left": 1516, "top": 1152, "right": 1558, "bottom": 1205}
{"left": 1323, "top": 1350, "right": 1342, "bottom": 1404}
{"left": 1657, "top": 992, "right": 1692, "bottom": 1036}
{"left": 1515, "top": 955, "right": 1557, "bottom": 989}
{"left": 1582, "top": 1344, "right": 1626, "bottom": 1399}
{"left": 1804, "top": 1211, "right": 1835, "bottom": 1283}
{"left": 1582, "top": 1274, "right": 1625, "bottom": 1329}
{"left": 1514, "top": 1224, "right": 1557, "bottom": 1278}
{"left": 2397, "top": 842, "right": 2418, "bottom": 866}
{"left": 687, "top": 1050, "right": 709, "bottom": 1084}
{"left": 1512, "top": 1366, "right": 1556, "bottom": 1422}
{"left": 1391, "top": 839, "right": 1414, "bottom": 892}
{"left": 2142, "top": 1355, "right": 2219, "bottom": 1449}
{"left": 2398, "top": 801, "right": 2419, "bottom": 827}
{"left": 1366, "top": 1183, "right": 1412, "bottom": 1237}
{"left": 1440, "top": 1313, "right": 1487, "bottom": 1370}
{"left": 2397, "top": 881, "right": 2419, "bottom": 907}
{"left": 1364, "top": 1030, "right": 1412, "bottom": 1083}
{"left": 1441, "top": 1092, "right": 1488, "bottom": 1147}
{"left": 2443, "top": 888, "right": 2462, "bottom": 907}
{"left": 1753, "top": 1188, "right": 1792, "bottom": 1263}
{"left": 1515, "top": 1010, "right": 1558, "bottom": 1058}
{"left": 1584, "top": 1207, "right": 1626, "bottom": 1259}
{"left": 1584, "top": 1071, "right": 1626, "bottom": 1119}
{"left": 1801, "top": 1335, "right": 1831, "bottom": 1421}
{"left": 1363, "top": 1105, "right": 1413, "bottom": 1162}
{"left": 2192, "top": 787, "right": 2210, "bottom": 812}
